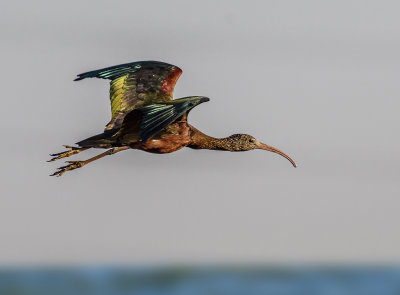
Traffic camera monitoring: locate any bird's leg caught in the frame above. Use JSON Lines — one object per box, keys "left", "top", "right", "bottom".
{"left": 50, "top": 146, "right": 129, "bottom": 177}
{"left": 48, "top": 145, "right": 89, "bottom": 162}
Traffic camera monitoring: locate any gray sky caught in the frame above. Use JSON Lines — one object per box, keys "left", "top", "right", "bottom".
{"left": 1, "top": 0, "right": 399, "bottom": 264}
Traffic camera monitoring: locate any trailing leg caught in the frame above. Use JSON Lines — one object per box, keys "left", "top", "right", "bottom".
{"left": 50, "top": 146, "right": 129, "bottom": 177}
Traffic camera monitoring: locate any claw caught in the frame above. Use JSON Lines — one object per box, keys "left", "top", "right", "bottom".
{"left": 50, "top": 160, "right": 86, "bottom": 177}
{"left": 48, "top": 146, "right": 88, "bottom": 162}
{"left": 66, "top": 160, "right": 84, "bottom": 168}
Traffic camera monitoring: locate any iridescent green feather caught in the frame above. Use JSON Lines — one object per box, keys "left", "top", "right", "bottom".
{"left": 138, "top": 96, "right": 210, "bottom": 142}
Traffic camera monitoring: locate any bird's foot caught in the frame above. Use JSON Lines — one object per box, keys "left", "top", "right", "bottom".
{"left": 50, "top": 160, "right": 86, "bottom": 177}
{"left": 48, "top": 145, "right": 87, "bottom": 162}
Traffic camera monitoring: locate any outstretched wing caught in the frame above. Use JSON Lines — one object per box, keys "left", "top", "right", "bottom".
{"left": 74, "top": 61, "right": 182, "bottom": 130}
{"left": 116, "top": 96, "right": 209, "bottom": 143}
{"left": 137, "top": 96, "right": 209, "bottom": 142}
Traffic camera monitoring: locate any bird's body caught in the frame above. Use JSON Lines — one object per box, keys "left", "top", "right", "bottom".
{"left": 49, "top": 61, "right": 296, "bottom": 176}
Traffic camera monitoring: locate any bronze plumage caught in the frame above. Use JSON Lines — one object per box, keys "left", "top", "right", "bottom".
{"left": 49, "top": 61, "right": 296, "bottom": 176}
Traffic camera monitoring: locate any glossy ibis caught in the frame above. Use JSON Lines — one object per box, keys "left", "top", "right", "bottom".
{"left": 49, "top": 61, "right": 296, "bottom": 176}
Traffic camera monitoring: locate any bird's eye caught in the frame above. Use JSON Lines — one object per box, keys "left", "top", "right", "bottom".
{"left": 249, "top": 139, "right": 255, "bottom": 143}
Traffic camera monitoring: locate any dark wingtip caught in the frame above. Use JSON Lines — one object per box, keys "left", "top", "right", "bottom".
{"left": 74, "top": 76, "right": 83, "bottom": 81}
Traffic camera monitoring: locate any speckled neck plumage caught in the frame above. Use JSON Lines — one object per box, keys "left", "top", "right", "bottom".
{"left": 188, "top": 126, "right": 235, "bottom": 151}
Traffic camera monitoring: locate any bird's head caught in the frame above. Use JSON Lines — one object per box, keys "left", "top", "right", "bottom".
{"left": 226, "top": 134, "right": 297, "bottom": 167}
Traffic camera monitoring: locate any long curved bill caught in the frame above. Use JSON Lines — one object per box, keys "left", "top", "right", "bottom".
{"left": 256, "top": 142, "right": 297, "bottom": 167}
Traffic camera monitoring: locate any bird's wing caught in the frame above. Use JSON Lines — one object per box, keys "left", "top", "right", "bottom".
{"left": 74, "top": 61, "right": 182, "bottom": 130}
{"left": 120, "top": 96, "right": 209, "bottom": 143}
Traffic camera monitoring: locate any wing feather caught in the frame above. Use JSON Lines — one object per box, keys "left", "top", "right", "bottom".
{"left": 137, "top": 96, "right": 210, "bottom": 142}
{"left": 74, "top": 61, "right": 182, "bottom": 131}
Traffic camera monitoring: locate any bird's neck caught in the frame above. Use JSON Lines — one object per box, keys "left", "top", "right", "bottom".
{"left": 188, "top": 126, "right": 234, "bottom": 151}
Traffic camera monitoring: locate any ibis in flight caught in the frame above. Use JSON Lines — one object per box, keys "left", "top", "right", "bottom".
{"left": 49, "top": 61, "right": 296, "bottom": 176}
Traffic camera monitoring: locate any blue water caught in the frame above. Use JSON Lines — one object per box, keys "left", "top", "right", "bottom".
{"left": 1, "top": 267, "right": 400, "bottom": 295}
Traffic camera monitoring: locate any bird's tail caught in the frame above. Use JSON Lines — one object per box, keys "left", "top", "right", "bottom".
{"left": 76, "top": 130, "right": 117, "bottom": 148}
